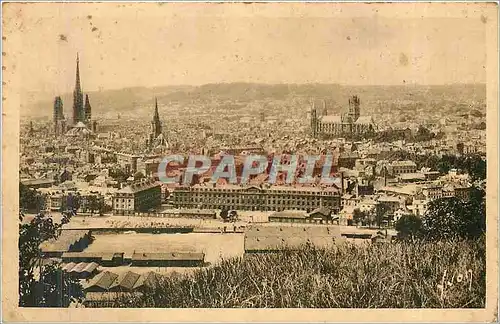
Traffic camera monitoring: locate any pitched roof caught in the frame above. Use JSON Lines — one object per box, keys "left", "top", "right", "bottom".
{"left": 117, "top": 179, "right": 160, "bottom": 194}
{"left": 320, "top": 115, "right": 342, "bottom": 123}
{"left": 85, "top": 271, "right": 119, "bottom": 291}
{"left": 40, "top": 230, "right": 90, "bottom": 253}
{"left": 61, "top": 262, "right": 77, "bottom": 272}
{"left": 308, "top": 207, "right": 331, "bottom": 217}
{"left": 82, "top": 262, "right": 99, "bottom": 273}
{"left": 70, "top": 262, "right": 89, "bottom": 273}
{"left": 109, "top": 271, "right": 141, "bottom": 291}
{"left": 133, "top": 272, "right": 160, "bottom": 290}
{"left": 354, "top": 116, "right": 374, "bottom": 125}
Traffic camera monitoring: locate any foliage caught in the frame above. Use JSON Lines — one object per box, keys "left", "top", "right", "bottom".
{"left": 19, "top": 183, "right": 45, "bottom": 213}
{"left": 219, "top": 209, "right": 228, "bottom": 220}
{"left": 19, "top": 212, "right": 84, "bottom": 307}
{"left": 422, "top": 188, "right": 486, "bottom": 241}
{"left": 375, "top": 204, "right": 389, "bottom": 227}
{"left": 417, "top": 154, "right": 486, "bottom": 181}
{"left": 395, "top": 214, "right": 423, "bottom": 240}
{"left": 220, "top": 209, "right": 238, "bottom": 222}
{"left": 375, "top": 152, "right": 486, "bottom": 182}
{"left": 352, "top": 208, "right": 365, "bottom": 225}
{"left": 65, "top": 193, "right": 81, "bottom": 213}
{"left": 372, "top": 126, "right": 441, "bottom": 143}
{"left": 109, "top": 168, "right": 132, "bottom": 183}
{"left": 134, "top": 171, "right": 145, "bottom": 181}
{"left": 119, "top": 240, "right": 485, "bottom": 308}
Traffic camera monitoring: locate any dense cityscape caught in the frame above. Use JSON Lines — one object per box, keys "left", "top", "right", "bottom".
{"left": 18, "top": 53, "right": 487, "bottom": 308}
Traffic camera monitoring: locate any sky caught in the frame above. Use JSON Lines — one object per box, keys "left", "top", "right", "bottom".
{"left": 3, "top": 3, "right": 491, "bottom": 100}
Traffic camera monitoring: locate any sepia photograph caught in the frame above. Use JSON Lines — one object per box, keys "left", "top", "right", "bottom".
{"left": 1, "top": 1, "right": 498, "bottom": 322}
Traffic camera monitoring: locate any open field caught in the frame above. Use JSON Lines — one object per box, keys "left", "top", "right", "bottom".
{"left": 85, "top": 232, "right": 245, "bottom": 265}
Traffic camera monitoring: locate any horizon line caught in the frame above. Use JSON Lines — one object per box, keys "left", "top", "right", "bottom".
{"left": 25, "top": 81, "right": 487, "bottom": 98}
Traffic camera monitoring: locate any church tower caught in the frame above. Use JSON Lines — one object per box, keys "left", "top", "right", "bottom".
{"left": 147, "top": 98, "right": 168, "bottom": 152}
{"left": 151, "top": 98, "right": 162, "bottom": 138}
{"left": 53, "top": 96, "right": 64, "bottom": 136}
{"left": 310, "top": 101, "right": 318, "bottom": 138}
{"left": 84, "top": 94, "right": 92, "bottom": 124}
{"left": 348, "top": 95, "right": 360, "bottom": 122}
{"left": 72, "top": 54, "right": 84, "bottom": 125}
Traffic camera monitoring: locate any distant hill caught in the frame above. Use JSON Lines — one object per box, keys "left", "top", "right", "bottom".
{"left": 21, "top": 83, "right": 486, "bottom": 119}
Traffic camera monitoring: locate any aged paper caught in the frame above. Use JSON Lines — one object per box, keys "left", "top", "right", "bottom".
{"left": 2, "top": 2, "right": 498, "bottom": 322}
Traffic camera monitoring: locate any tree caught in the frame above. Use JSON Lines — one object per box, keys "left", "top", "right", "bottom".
{"left": 413, "top": 125, "right": 435, "bottom": 142}
{"left": 97, "top": 199, "right": 105, "bottom": 216}
{"left": 134, "top": 171, "right": 145, "bottom": 181}
{"left": 375, "top": 204, "right": 389, "bottom": 228}
{"left": 19, "top": 212, "right": 84, "bottom": 307}
{"left": 421, "top": 187, "right": 485, "bottom": 240}
{"left": 220, "top": 209, "right": 229, "bottom": 221}
{"left": 88, "top": 195, "right": 98, "bottom": 216}
{"left": 66, "top": 193, "right": 81, "bottom": 214}
{"left": 395, "top": 214, "right": 422, "bottom": 240}
{"left": 109, "top": 168, "right": 131, "bottom": 183}
{"left": 229, "top": 210, "right": 238, "bottom": 222}
{"left": 20, "top": 183, "right": 45, "bottom": 213}
{"left": 352, "top": 208, "right": 364, "bottom": 226}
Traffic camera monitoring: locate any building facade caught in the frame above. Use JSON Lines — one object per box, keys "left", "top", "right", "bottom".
{"left": 170, "top": 184, "right": 341, "bottom": 213}
{"left": 113, "top": 179, "right": 162, "bottom": 215}
{"left": 389, "top": 160, "right": 418, "bottom": 176}
{"left": 311, "top": 95, "right": 376, "bottom": 138}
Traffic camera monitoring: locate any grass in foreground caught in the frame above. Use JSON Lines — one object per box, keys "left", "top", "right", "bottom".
{"left": 125, "top": 239, "right": 485, "bottom": 308}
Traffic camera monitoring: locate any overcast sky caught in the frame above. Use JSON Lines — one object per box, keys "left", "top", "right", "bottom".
{"left": 4, "top": 3, "right": 490, "bottom": 98}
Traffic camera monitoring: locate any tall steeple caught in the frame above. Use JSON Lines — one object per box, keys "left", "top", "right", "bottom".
{"left": 75, "top": 53, "right": 81, "bottom": 92}
{"left": 147, "top": 98, "right": 169, "bottom": 152}
{"left": 151, "top": 97, "right": 162, "bottom": 138}
{"left": 154, "top": 97, "right": 159, "bottom": 120}
{"left": 72, "top": 53, "right": 84, "bottom": 124}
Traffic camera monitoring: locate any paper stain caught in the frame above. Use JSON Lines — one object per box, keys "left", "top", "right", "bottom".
{"left": 399, "top": 53, "right": 409, "bottom": 66}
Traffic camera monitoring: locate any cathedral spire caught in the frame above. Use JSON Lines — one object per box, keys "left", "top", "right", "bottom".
{"left": 154, "top": 97, "right": 159, "bottom": 119}
{"left": 72, "top": 53, "right": 84, "bottom": 124}
{"left": 151, "top": 97, "right": 162, "bottom": 138}
{"left": 75, "top": 53, "right": 81, "bottom": 93}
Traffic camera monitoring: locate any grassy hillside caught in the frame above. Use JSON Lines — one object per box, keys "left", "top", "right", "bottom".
{"left": 126, "top": 238, "right": 485, "bottom": 308}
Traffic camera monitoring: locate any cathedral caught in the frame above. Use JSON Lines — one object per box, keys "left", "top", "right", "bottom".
{"left": 310, "top": 95, "right": 375, "bottom": 138}
{"left": 72, "top": 54, "right": 93, "bottom": 127}
{"left": 146, "top": 98, "right": 169, "bottom": 153}
{"left": 54, "top": 54, "right": 96, "bottom": 137}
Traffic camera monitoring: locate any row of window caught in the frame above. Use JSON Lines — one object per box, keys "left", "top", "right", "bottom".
{"left": 175, "top": 203, "right": 339, "bottom": 212}
{"left": 174, "top": 192, "right": 338, "bottom": 198}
